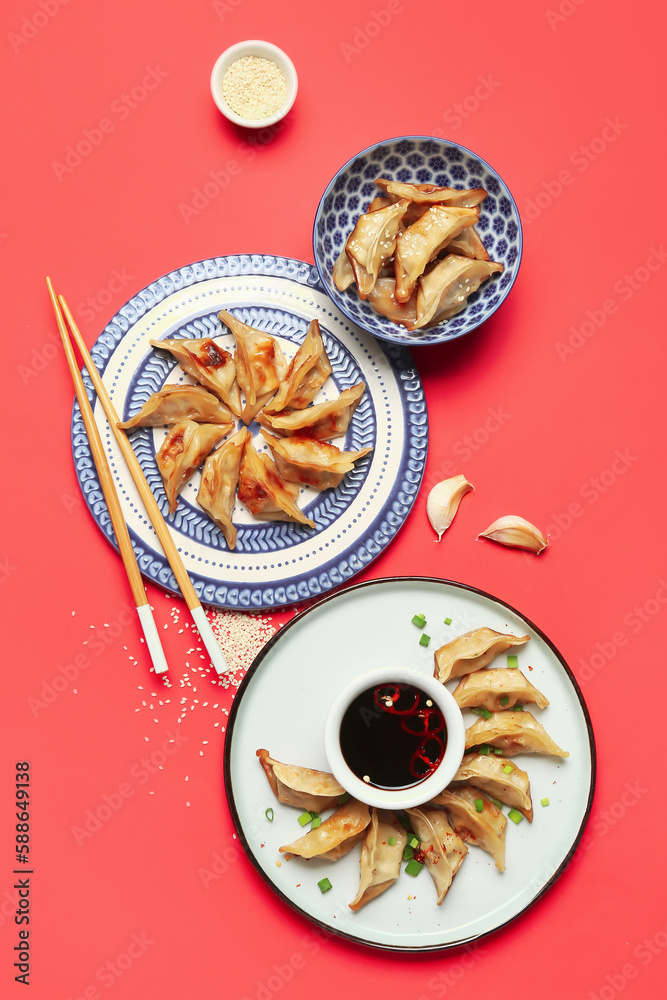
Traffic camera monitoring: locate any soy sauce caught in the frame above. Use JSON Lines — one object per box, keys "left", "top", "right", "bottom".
{"left": 339, "top": 683, "right": 447, "bottom": 790}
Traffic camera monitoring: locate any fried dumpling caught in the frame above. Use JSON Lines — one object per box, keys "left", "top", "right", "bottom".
{"left": 410, "top": 255, "right": 504, "bottom": 330}
{"left": 258, "top": 382, "right": 366, "bottom": 441}
{"left": 434, "top": 627, "right": 530, "bottom": 684}
{"left": 150, "top": 337, "right": 241, "bottom": 417}
{"left": 349, "top": 809, "right": 407, "bottom": 911}
{"left": 196, "top": 427, "right": 251, "bottom": 548}
{"left": 465, "top": 710, "right": 570, "bottom": 758}
{"left": 333, "top": 248, "right": 356, "bottom": 291}
{"left": 394, "top": 206, "right": 479, "bottom": 303}
{"left": 156, "top": 420, "right": 230, "bottom": 513}
{"left": 430, "top": 787, "right": 507, "bottom": 871}
{"left": 237, "top": 441, "right": 315, "bottom": 527}
{"left": 366, "top": 278, "right": 418, "bottom": 327}
{"left": 218, "top": 311, "right": 288, "bottom": 423}
{"left": 345, "top": 200, "right": 409, "bottom": 298}
{"left": 256, "top": 749, "right": 345, "bottom": 812}
{"left": 367, "top": 195, "right": 392, "bottom": 213}
{"left": 375, "top": 178, "right": 488, "bottom": 209}
{"left": 118, "top": 385, "right": 234, "bottom": 429}
{"left": 451, "top": 752, "right": 533, "bottom": 822}
{"left": 279, "top": 799, "right": 370, "bottom": 860}
{"left": 452, "top": 668, "right": 549, "bottom": 712}
{"left": 406, "top": 807, "right": 468, "bottom": 904}
{"left": 263, "top": 320, "right": 333, "bottom": 414}
{"left": 261, "top": 431, "right": 372, "bottom": 490}
{"left": 443, "top": 225, "right": 490, "bottom": 261}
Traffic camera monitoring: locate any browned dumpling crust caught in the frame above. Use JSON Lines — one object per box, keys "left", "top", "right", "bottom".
{"left": 429, "top": 787, "right": 507, "bottom": 871}
{"left": 451, "top": 752, "right": 533, "bottom": 822}
{"left": 118, "top": 384, "right": 234, "bottom": 428}
{"left": 452, "top": 668, "right": 550, "bottom": 712}
{"left": 349, "top": 809, "right": 407, "bottom": 911}
{"left": 156, "top": 420, "right": 231, "bottom": 513}
{"left": 261, "top": 431, "right": 372, "bottom": 490}
{"left": 150, "top": 337, "right": 242, "bottom": 416}
{"left": 237, "top": 441, "right": 315, "bottom": 527}
{"left": 279, "top": 799, "right": 370, "bottom": 860}
{"left": 434, "top": 627, "right": 531, "bottom": 684}
{"left": 263, "top": 319, "right": 333, "bottom": 414}
{"left": 258, "top": 382, "right": 366, "bottom": 441}
{"left": 345, "top": 200, "right": 409, "bottom": 298}
{"left": 465, "top": 710, "right": 570, "bottom": 758}
{"left": 256, "top": 749, "right": 345, "bottom": 812}
{"left": 196, "top": 427, "right": 251, "bottom": 548}
{"left": 219, "top": 311, "right": 288, "bottom": 423}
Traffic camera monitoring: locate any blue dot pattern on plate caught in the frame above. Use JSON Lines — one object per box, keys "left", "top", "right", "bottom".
{"left": 70, "top": 254, "right": 428, "bottom": 612}
{"left": 313, "top": 136, "right": 523, "bottom": 347}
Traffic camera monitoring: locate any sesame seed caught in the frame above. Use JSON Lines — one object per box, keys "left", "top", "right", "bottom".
{"left": 221, "top": 55, "right": 287, "bottom": 121}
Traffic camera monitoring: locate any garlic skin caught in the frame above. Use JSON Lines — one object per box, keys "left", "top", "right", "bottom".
{"left": 427, "top": 475, "right": 474, "bottom": 541}
{"left": 478, "top": 515, "right": 549, "bottom": 554}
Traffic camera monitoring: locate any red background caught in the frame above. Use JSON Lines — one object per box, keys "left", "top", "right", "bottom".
{"left": 2, "top": 0, "right": 666, "bottom": 995}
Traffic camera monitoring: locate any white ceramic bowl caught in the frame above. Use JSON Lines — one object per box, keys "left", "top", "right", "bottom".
{"left": 323, "top": 666, "right": 465, "bottom": 810}
{"left": 210, "top": 40, "right": 297, "bottom": 128}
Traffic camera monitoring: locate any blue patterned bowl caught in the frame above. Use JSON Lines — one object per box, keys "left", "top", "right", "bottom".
{"left": 313, "top": 136, "right": 522, "bottom": 346}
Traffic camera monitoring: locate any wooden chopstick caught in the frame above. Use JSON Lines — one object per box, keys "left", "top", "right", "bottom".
{"left": 56, "top": 292, "right": 229, "bottom": 677}
{"left": 47, "top": 278, "right": 169, "bottom": 675}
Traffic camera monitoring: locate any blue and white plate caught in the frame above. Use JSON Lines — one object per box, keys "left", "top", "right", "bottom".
{"left": 313, "top": 136, "right": 523, "bottom": 346}
{"left": 71, "top": 255, "right": 427, "bottom": 611}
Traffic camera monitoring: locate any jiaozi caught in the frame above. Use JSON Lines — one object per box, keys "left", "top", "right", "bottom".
{"left": 196, "top": 427, "right": 251, "bottom": 548}
{"left": 156, "top": 420, "right": 230, "bottom": 513}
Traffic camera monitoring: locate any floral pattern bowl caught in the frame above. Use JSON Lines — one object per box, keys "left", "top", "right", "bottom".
{"left": 313, "top": 136, "right": 522, "bottom": 347}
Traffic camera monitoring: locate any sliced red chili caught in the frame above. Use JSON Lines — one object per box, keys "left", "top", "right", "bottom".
{"left": 373, "top": 685, "right": 420, "bottom": 715}
{"left": 401, "top": 708, "right": 445, "bottom": 736}
{"left": 410, "top": 734, "right": 445, "bottom": 778}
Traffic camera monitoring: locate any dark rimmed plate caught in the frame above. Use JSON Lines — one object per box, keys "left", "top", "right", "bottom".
{"left": 224, "top": 577, "right": 595, "bottom": 951}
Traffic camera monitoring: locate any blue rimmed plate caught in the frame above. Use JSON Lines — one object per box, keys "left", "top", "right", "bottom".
{"left": 313, "top": 136, "right": 522, "bottom": 346}
{"left": 71, "top": 255, "right": 427, "bottom": 610}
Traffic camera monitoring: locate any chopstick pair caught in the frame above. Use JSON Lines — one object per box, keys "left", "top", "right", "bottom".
{"left": 47, "top": 278, "right": 229, "bottom": 677}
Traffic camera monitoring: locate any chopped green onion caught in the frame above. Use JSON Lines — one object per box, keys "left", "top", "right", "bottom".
{"left": 471, "top": 707, "right": 492, "bottom": 720}
{"left": 310, "top": 816, "right": 322, "bottom": 829}
{"left": 479, "top": 744, "right": 491, "bottom": 755}
{"left": 398, "top": 813, "right": 411, "bottom": 830}
{"left": 474, "top": 798, "right": 484, "bottom": 812}
{"left": 405, "top": 858, "right": 423, "bottom": 877}
{"left": 408, "top": 834, "right": 420, "bottom": 849}
{"left": 337, "top": 792, "right": 349, "bottom": 804}
{"left": 444, "top": 617, "right": 452, "bottom": 625}
{"left": 317, "top": 877, "right": 332, "bottom": 893}
{"left": 507, "top": 654, "right": 519, "bottom": 669}
{"left": 513, "top": 704, "right": 524, "bottom": 712}
{"left": 388, "top": 836, "right": 396, "bottom": 846}
{"left": 499, "top": 695, "right": 509, "bottom": 706}
{"left": 403, "top": 844, "right": 415, "bottom": 861}
{"left": 265, "top": 807, "right": 274, "bottom": 821}
{"left": 502, "top": 764, "right": 513, "bottom": 774}
{"left": 298, "top": 811, "right": 313, "bottom": 826}
{"left": 491, "top": 798, "right": 504, "bottom": 811}
{"left": 419, "top": 633, "right": 431, "bottom": 647}
{"left": 508, "top": 808, "right": 523, "bottom": 824}
{"left": 412, "top": 614, "right": 427, "bottom": 628}
{"left": 493, "top": 748, "right": 504, "bottom": 755}
{"left": 541, "top": 797, "right": 550, "bottom": 807}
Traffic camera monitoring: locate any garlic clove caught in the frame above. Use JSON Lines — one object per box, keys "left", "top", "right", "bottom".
{"left": 477, "top": 515, "right": 549, "bottom": 555}
{"left": 427, "top": 474, "right": 474, "bottom": 541}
